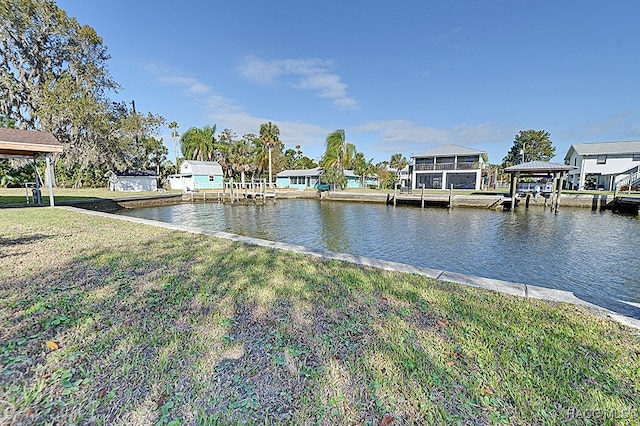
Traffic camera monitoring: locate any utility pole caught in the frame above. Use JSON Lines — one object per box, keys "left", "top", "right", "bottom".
{"left": 131, "top": 100, "right": 139, "bottom": 145}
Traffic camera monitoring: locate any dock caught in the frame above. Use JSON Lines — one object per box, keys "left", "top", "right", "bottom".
{"left": 183, "top": 181, "right": 277, "bottom": 204}
{"left": 388, "top": 191, "right": 509, "bottom": 209}
{"left": 612, "top": 196, "right": 640, "bottom": 215}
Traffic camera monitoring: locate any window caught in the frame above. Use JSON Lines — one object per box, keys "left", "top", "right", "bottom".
{"left": 437, "top": 156, "right": 455, "bottom": 164}
{"left": 415, "top": 157, "right": 433, "bottom": 165}
{"left": 633, "top": 154, "right": 640, "bottom": 161}
{"left": 208, "top": 175, "right": 215, "bottom": 181}
{"left": 289, "top": 176, "right": 306, "bottom": 185}
{"left": 596, "top": 155, "right": 607, "bottom": 164}
{"left": 573, "top": 158, "right": 577, "bottom": 166}
{"left": 416, "top": 173, "right": 442, "bottom": 189}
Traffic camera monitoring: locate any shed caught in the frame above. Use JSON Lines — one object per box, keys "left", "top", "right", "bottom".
{"left": 109, "top": 171, "right": 158, "bottom": 192}
{"left": 0, "top": 128, "right": 63, "bottom": 206}
{"left": 179, "top": 160, "right": 224, "bottom": 191}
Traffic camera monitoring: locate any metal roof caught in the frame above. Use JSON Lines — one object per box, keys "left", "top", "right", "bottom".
{"left": 411, "top": 144, "right": 487, "bottom": 158}
{"left": 180, "top": 160, "right": 223, "bottom": 175}
{"left": 116, "top": 170, "right": 158, "bottom": 177}
{"left": 276, "top": 167, "right": 322, "bottom": 177}
{"left": 504, "top": 161, "right": 576, "bottom": 173}
{"left": 564, "top": 140, "right": 640, "bottom": 161}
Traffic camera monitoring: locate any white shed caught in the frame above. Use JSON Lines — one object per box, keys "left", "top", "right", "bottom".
{"left": 109, "top": 171, "right": 158, "bottom": 192}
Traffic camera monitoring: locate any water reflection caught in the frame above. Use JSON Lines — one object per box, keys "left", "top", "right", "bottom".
{"left": 117, "top": 200, "right": 640, "bottom": 307}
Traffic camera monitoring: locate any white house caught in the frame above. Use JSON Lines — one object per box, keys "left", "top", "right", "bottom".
{"left": 410, "top": 144, "right": 487, "bottom": 190}
{"left": 109, "top": 171, "right": 158, "bottom": 192}
{"left": 564, "top": 141, "right": 640, "bottom": 190}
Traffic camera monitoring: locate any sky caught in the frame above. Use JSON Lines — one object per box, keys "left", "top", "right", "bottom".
{"left": 56, "top": 0, "right": 640, "bottom": 166}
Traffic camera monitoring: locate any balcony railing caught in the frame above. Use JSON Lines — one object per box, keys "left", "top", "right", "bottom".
{"left": 414, "top": 162, "right": 481, "bottom": 171}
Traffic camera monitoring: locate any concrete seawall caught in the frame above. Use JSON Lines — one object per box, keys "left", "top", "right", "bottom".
{"left": 61, "top": 190, "right": 632, "bottom": 213}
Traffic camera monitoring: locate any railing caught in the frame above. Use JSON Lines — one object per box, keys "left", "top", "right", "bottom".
{"left": 414, "top": 162, "right": 481, "bottom": 171}
{"left": 615, "top": 167, "right": 640, "bottom": 192}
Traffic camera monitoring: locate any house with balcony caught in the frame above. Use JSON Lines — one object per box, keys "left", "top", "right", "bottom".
{"left": 410, "top": 144, "right": 487, "bottom": 190}
{"left": 564, "top": 141, "right": 640, "bottom": 190}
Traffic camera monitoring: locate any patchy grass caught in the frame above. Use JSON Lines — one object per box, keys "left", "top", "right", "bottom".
{"left": 1, "top": 208, "right": 639, "bottom": 425}
{"left": 0, "top": 188, "right": 179, "bottom": 205}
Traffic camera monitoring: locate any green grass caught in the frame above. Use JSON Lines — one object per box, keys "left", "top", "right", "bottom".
{"left": 1, "top": 208, "right": 639, "bottom": 424}
{"left": 0, "top": 188, "right": 180, "bottom": 205}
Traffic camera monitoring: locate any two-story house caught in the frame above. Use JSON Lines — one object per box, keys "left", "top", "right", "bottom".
{"left": 564, "top": 141, "right": 640, "bottom": 190}
{"left": 410, "top": 144, "right": 487, "bottom": 190}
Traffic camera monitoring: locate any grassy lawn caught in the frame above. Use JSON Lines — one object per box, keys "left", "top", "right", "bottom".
{"left": 1, "top": 208, "right": 639, "bottom": 425}
{"left": 0, "top": 188, "right": 181, "bottom": 205}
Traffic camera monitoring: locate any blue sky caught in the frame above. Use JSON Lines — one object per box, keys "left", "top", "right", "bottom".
{"left": 57, "top": 0, "right": 640, "bottom": 166}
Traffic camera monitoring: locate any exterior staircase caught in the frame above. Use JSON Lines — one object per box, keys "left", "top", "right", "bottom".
{"left": 614, "top": 166, "right": 640, "bottom": 191}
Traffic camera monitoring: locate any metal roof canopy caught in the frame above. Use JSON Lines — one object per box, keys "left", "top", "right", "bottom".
{"left": 0, "top": 128, "right": 63, "bottom": 207}
{"left": 504, "top": 161, "right": 577, "bottom": 212}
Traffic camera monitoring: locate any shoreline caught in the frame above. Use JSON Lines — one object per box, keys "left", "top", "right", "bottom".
{"left": 65, "top": 205, "right": 640, "bottom": 330}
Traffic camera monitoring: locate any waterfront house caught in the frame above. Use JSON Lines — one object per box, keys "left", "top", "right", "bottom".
{"left": 109, "top": 171, "right": 158, "bottom": 192}
{"left": 564, "top": 141, "right": 640, "bottom": 190}
{"left": 344, "top": 169, "right": 364, "bottom": 188}
{"left": 177, "top": 160, "right": 224, "bottom": 192}
{"left": 275, "top": 167, "right": 322, "bottom": 189}
{"left": 275, "top": 167, "right": 374, "bottom": 189}
{"left": 410, "top": 144, "right": 487, "bottom": 190}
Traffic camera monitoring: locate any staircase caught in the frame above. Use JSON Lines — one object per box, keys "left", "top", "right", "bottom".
{"left": 614, "top": 166, "right": 640, "bottom": 191}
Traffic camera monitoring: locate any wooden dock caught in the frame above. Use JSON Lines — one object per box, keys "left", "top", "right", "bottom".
{"left": 183, "top": 181, "right": 277, "bottom": 204}
{"left": 612, "top": 196, "right": 640, "bottom": 214}
{"left": 388, "top": 191, "right": 509, "bottom": 209}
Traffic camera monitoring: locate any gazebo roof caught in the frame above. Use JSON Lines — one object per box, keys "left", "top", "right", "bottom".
{"left": 0, "top": 128, "right": 63, "bottom": 158}
{"left": 504, "top": 161, "right": 576, "bottom": 173}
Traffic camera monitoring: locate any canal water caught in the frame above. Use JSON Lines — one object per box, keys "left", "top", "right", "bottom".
{"left": 117, "top": 200, "right": 640, "bottom": 311}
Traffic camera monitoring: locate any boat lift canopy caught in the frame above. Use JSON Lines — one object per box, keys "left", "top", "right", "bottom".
{"left": 504, "top": 161, "right": 576, "bottom": 211}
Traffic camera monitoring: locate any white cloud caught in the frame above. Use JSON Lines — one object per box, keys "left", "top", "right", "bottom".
{"left": 238, "top": 56, "right": 360, "bottom": 110}
{"left": 352, "top": 120, "right": 515, "bottom": 159}
{"left": 156, "top": 75, "right": 212, "bottom": 95}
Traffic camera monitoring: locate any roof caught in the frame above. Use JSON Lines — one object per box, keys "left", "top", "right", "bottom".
{"left": 116, "top": 170, "right": 158, "bottom": 177}
{"left": 181, "top": 160, "right": 223, "bottom": 175}
{"left": 504, "top": 161, "right": 576, "bottom": 173}
{"left": 0, "top": 127, "right": 63, "bottom": 158}
{"left": 412, "top": 144, "right": 487, "bottom": 158}
{"left": 276, "top": 167, "right": 322, "bottom": 177}
{"left": 564, "top": 140, "right": 640, "bottom": 161}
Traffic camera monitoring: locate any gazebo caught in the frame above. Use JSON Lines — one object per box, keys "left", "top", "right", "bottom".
{"left": 504, "top": 161, "right": 576, "bottom": 211}
{"left": 0, "top": 128, "right": 63, "bottom": 206}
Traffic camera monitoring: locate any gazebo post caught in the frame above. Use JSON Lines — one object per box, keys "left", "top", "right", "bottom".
{"left": 509, "top": 172, "right": 518, "bottom": 210}
{"left": 45, "top": 154, "right": 55, "bottom": 207}
{"left": 554, "top": 172, "right": 564, "bottom": 213}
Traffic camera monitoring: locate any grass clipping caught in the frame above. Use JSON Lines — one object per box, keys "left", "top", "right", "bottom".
{"left": 1, "top": 208, "right": 639, "bottom": 425}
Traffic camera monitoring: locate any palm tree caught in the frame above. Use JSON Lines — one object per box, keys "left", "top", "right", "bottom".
{"left": 259, "top": 122, "right": 280, "bottom": 185}
{"left": 181, "top": 124, "right": 216, "bottom": 161}
{"left": 319, "top": 129, "right": 356, "bottom": 189}
{"left": 168, "top": 121, "right": 179, "bottom": 167}
{"left": 390, "top": 153, "right": 408, "bottom": 188}
{"left": 229, "top": 133, "right": 255, "bottom": 185}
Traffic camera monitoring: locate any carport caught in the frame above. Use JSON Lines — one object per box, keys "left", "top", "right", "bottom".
{"left": 0, "top": 128, "right": 63, "bottom": 207}
{"left": 504, "top": 161, "right": 576, "bottom": 212}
